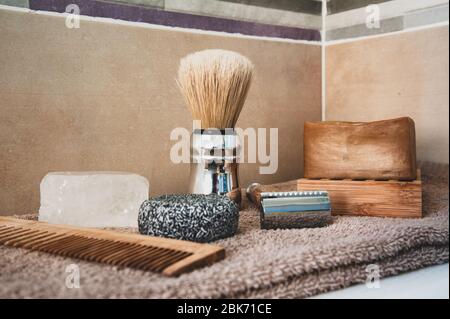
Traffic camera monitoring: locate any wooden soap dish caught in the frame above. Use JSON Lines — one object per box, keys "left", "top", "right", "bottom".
{"left": 297, "top": 169, "right": 422, "bottom": 218}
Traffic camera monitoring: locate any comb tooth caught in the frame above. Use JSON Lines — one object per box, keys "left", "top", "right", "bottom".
{"left": 114, "top": 245, "right": 156, "bottom": 267}
{"left": 92, "top": 242, "right": 134, "bottom": 262}
{"left": 51, "top": 235, "right": 91, "bottom": 255}
{"left": 65, "top": 238, "right": 96, "bottom": 258}
{"left": 0, "top": 229, "right": 40, "bottom": 244}
{"left": 44, "top": 236, "right": 85, "bottom": 254}
{"left": 140, "top": 251, "right": 183, "bottom": 272}
{"left": 0, "top": 224, "right": 15, "bottom": 229}
{"left": 119, "top": 246, "right": 165, "bottom": 268}
{"left": 8, "top": 231, "right": 50, "bottom": 247}
{"left": 65, "top": 238, "right": 108, "bottom": 258}
{"left": 0, "top": 225, "right": 13, "bottom": 232}
{"left": 60, "top": 237, "right": 132, "bottom": 262}
{"left": 2, "top": 230, "right": 44, "bottom": 246}
{"left": 0, "top": 227, "right": 23, "bottom": 241}
{"left": 89, "top": 242, "right": 130, "bottom": 263}
{"left": 37, "top": 235, "right": 78, "bottom": 253}
{"left": 84, "top": 241, "right": 128, "bottom": 262}
{"left": 162, "top": 252, "right": 194, "bottom": 271}
{"left": 126, "top": 247, "right": 169, "bottom": 269}
{"left": 144, "top": 250, "right": 188, "bottom": 272}
{"left": 44, "top": 236, "right": 81, "bottom": 255}
{"left": 0, "top": 226, "right": 21, "bottom": 236}
{"left": 0, "top": 230, "right": 21, "bottom": 241}
{"left": 150, "top": 251, "right": 192, "bottom": 273}
{"left": 154, "top": 252, "right": 192, "bottom": 273}
{"left": 76, "top": 240, "right": 118, "bottom": 259}
{"left": 39, "top": 235, "right": 73, "bottom": 253}
{"left": 102, "top": 244, "right": 141, "bottom": 265}
{"left": 23, "top": 233, "right": 68, "bottom": 249}
{"left": 105, "top": 244, "right": 148, "bottom": 266}
{"left": 53, "top": 237, "right": 96, "bottom": 256}
{"left": 51, "top": 236, "right": 94, "bottom": 256}
{"left": 115, "top": 245, "right": 168, "bottom": 267}
{"left": 99, "top": 243, "right": 138, "bottom": 264}
{"left": 133, "top": 249, "right": 177, "bottom": 271}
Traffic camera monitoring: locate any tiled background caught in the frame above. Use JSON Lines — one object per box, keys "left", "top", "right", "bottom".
{"left": 0, "top": 0, "right": 28, "bottom": 8}
{"left": 1, "top": 0, "right": 448, "bottom": 41}
{"left": 0, "top": 7, "right": 322, "bottom": 215}
{"left": 326, "top": 26, "right": 449, "bottom": 163}
{"left": 0, "top": 0, "right": 323, "bottom": 41}
{"left": 326, "top": 0, "right": 449, "bottom": 40}
{"left": 0, "top": 2, "right": 448, "bottom": 216}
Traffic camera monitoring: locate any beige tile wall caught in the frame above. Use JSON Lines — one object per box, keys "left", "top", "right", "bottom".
{"left": 0, "top": 9, "right": 322, "bottom": 215}
{"left": 326, "top": 26, "right": 449, "bottom": 164}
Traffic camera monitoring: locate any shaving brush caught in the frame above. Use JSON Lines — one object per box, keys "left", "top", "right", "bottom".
{"left": 177, "top": 49, "right": 254, "bottom": 202}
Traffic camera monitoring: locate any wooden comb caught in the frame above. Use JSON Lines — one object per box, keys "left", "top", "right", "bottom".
{"left": 0, "top": 217, "right": 225, "bottom": 276}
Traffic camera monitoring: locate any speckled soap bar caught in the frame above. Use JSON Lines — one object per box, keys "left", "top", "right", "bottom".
{"left": 138, "top": 194, "right": 239, "bottom": 243}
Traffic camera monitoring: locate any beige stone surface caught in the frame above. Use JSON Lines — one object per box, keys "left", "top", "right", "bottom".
{"left": 0, "top": 9, "right": 322, "bottom": 215}
{"left": 326, "top": 26, "right": 449, "bottom": 164}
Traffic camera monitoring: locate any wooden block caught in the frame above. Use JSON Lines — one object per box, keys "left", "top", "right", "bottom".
{"left": 297, "top": 170, "right": 422, "bottom": 218}
{"left": 304, "top": 117, "right": 417, "bottom": 180}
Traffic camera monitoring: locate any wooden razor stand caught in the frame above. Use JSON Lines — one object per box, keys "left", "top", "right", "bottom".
{"left": 298, "top": 169, "right": 422, "bottom": 218}
{"left": 247, "top": 170, "right": 422, "bottom": 218}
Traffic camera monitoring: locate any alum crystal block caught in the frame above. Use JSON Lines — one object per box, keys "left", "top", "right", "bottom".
{"left": 39, "top": 172, "right": 149, "bottom": 228}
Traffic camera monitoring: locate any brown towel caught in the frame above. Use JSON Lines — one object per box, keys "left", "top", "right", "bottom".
{"left": 0, "top": 162, "right": 448, "bottom": 298}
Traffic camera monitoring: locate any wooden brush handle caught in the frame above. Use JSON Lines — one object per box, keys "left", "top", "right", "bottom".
{"left": 226, "top": 188, "right": 242, "bottom": 206}
{"left": 246, "top": 183, "right": 263, "bottom": 208}
{"left": 245, "top": 180, "right": 300, "bottom": 208}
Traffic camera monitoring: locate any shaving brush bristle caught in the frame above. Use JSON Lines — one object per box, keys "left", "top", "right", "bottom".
{"left": 177, "top": 49, "right": 254, "bottom": 129}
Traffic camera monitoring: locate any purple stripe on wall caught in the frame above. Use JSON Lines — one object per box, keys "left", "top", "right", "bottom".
{"left": 28, "top": 0, "right": 321, "bottom": 41}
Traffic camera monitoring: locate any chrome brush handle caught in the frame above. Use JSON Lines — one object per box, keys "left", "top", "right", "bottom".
{"left": 189, "top": 129, "right": 240, "bottom": 198}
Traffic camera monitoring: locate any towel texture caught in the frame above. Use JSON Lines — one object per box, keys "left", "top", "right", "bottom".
{"left": 0, "top": 162, "right": 448, "bottom": 298}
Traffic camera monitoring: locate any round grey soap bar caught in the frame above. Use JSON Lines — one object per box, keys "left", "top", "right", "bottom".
{"left": 138, "top": 194, "right": 239, "bottom": 243}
